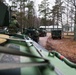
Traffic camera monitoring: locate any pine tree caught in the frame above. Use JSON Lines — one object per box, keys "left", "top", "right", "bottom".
{"left": 38, "top": 0, "right": 50, "bottom": 26}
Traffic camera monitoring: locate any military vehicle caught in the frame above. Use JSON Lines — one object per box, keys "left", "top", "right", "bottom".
{"left": 0, "top": 1, "right": 10, "bottom": 34}
{"left": 0, "top": 2, "right": 76, "bottom": 75}
{"left": 0, "top": 33, "right": 76, "bottom": 75}
{"left": 23, "top": 27, "right": 39, "bottom": 42}
{"left": 38, "top": 28, "right": 46, "bottom": 37}
{"left": 51, "top": 29, "right": 62, "bottom": 39}
{"left": 51, "top": 26, "right": 62, "bottom": 39}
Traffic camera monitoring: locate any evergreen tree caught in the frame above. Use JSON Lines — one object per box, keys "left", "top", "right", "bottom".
{"left": 68, "top": 0, "right": 76, "bottom": 40}
{"left": 51, "top": 0, "right": 63, "bottom": 26}
{"left": 38, "top": 0, "right": 50, "bottom": 26}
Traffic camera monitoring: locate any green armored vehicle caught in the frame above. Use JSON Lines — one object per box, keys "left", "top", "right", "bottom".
{"left": 23, "top": 27, "right": 39, "bottom": 42}
{"left": 51, "top": 29, "right": 62, "bottom": 39}
{"left": 0, "top": 2, "right": 9, "bottom": 34}
{"left": 38, "top": 28, "right": 46, "bottom": 37}
{"left": 51, "top": 25, "right": 62, "bottom": 39}
{"left": 0, "top": 33, "right": 76, "bottom": 75}
{"left": 0, "top": 2, "right": 76, "bottom": 75}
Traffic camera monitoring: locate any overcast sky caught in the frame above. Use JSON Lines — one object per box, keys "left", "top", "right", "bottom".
{"left": 34, "top": 0, "right": 55, "bottom": 16}
{"left": 34, "top": 0, "right": 55, "bottom": 10}
{"left": 6, "top": 0, "right": 55, "bottom": 16}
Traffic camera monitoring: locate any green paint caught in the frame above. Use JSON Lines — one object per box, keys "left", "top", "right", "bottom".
{"left": 20, "top": 45, "right": 41, "bottom": 75}
{"left": 4, "top": 34, "right": 76, "bottom": 75}
{"left": 24, "top": 42, "right": 57, "bottom": 75}
{"left": 48, "top": 57, "right": 76, "bottom": 75}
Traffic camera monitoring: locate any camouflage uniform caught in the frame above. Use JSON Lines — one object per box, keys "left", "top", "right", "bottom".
{"left": 9, "top": 16, "right": 20, "bottom": 33}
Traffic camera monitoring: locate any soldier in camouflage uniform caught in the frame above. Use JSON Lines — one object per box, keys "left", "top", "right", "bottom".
{"left": 9, "top": 15, "right": 20, "bottom": 33}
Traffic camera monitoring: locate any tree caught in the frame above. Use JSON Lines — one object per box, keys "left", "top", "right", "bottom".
{"left": 25, "top": 1, "right": 36, "bottom": 28}
{"left": 9, "top": 0, "right": 28, "bottom": 32}
{"left": 38, "top": 0, "right": 51, "bottom": 26}
{"left": 51, "top": 0, "right": 64, "bottom": 29}
{"left": 68, "top": 0, "right": 76, "bottom": 40}
{"left": 73, "top": 0, "right": 76, "bottom": 40}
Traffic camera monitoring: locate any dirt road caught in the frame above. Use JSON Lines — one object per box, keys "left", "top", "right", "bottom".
{"left": 39, "top": 33, "right": 76, "bottom": 63}
{"left": 39, "top": 33, "right": 51, "bottom": 47}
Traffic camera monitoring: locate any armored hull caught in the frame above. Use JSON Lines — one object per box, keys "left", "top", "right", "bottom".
{"left": 0, "top": 33, "right": 76, "bottom": 75}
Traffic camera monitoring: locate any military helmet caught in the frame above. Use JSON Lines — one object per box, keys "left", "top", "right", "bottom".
{"left": 11, "top": 14, "right": 16, "bottom": 19}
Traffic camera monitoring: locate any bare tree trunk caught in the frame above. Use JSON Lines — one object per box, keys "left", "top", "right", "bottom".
{"left": 74, "top": 6, "right": 76, "bottom": 40}
{"left": 57, "top": 10, "right": 58, "bottom": 29}
{"left": 53, "top": 14, "right": 55, "bottom": 30}
{"left": 74, "top": 0, "right": 76, "bottom": 40}
{"left": 66, "top": 0, "right": 69, "bottom": 35}
{"left": 20, "top": 0, "right": 23, "bottom": 33}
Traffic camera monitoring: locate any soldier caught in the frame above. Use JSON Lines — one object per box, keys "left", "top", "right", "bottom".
{"left": 9, "top": 15, "right": 20, "bottom": 33}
